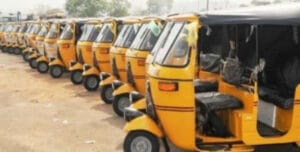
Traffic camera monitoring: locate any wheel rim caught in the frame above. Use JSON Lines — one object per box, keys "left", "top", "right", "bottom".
{"left": 38, "top": 62, "right": 48, "bottom": 72}
{"left": 104, "top": 87, "right": 113, "bottom": 101}
{"left": 130, "top": 136, "right": 152, "bottom": 152}
{"left": 87, "top": 77, "right": 98, "bottom": 89}
{"left": 52, "top": 67, "right": 62, "bottom": 76}
{"left": 117, "top": 96, "right": 130, "bottom": 113}
{"left": 73, "top": 71, "right": 82, "bottom": 83}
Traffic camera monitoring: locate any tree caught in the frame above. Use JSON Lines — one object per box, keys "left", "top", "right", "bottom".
{"left": 146, "top": 0, "right": 173, "bottom": 15}
{"left": 65, "top": 0, "right": 107, "bottom": 17}
{"left": 107, "top": 0, "right": 130, "bottom": 17}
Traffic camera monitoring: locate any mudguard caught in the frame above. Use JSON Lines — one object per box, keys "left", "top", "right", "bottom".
{"left": 82, "top": 66, "right": 99, "bottom": 76}
{"left": 124, "top": 114, "right": 163, "bottom": 138}
{"left": 69, "top": 62, "right": 83, "bottom": 71}
{"left": 49, "top": 58, "right": 64, "bottom": 67}
{"left": 99, "top": 75, "right": 116, "bottom": 86}
{"left": 131, "top": 98, "right": 146, "bottom": 110}
{"left": 36, "top": 56, "right": 48, "bottom": 63}
{"left": 113, "top": 83, "right": 135, "bottom": 96}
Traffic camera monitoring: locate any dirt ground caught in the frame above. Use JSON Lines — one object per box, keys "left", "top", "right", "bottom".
{"left": 0, "top": 51, "right": 300, "bottom": 152}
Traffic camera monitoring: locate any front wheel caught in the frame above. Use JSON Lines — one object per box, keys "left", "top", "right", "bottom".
{"left": 124, "top": 131, "right": 160, "bottom": 152}
{"left": 49, "top": 65, "right": 64, "bottom": 78}
{"left": 113, "top": 94, "right": 130, "bottom": 117}
{"left": 37, "top": 61, "right": 49, "bottom": 73}
{"left": 100, "top": 85, "right": 113, "bottom": 104}
{"left": 70, "top": 70, "right": 83, "bottom": 84}
{"left": 29, "top": 58, "right": 37, "bottom": 69}
{"left": 22, "top": 52, "right": 30, "bottom": 62}
{"left": 83, "top": 75, "right": 99, "bottom": 91}
{"left": 13, "top": 48, "right": 22, "bottom": 55}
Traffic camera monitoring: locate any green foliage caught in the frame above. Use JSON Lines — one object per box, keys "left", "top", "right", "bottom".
{"left": 65, "top": 0, "right": 107, "bottom": 17}
{"left": 146, "top": 0, "right": 173, "bottom": 15}
{"left": 107, "top": 0, "right": 131, "bottom": 17}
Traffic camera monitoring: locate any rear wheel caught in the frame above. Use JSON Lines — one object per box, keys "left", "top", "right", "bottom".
{"left": 70, "top": 70, "right": 83, "bottom": 84}
{"left": 124, "top": 131, "right": 160, "bottom": 152}
{"left": 113, "top": 94, "right": 130, "bottom": 117}
{"left": 50, "top": 65, "right": 64, "bottom": 78}
{"left": 37, "top": 61, "right": 49, "bottom": 73}
{"left": 29, "top": 58, "right": 37, "bottom": 69}
{"left": 83, "top": 75, "right": 99, "bottom": 91}
{"left": 100, "top": 85, "right": 113, "bottom": 104}
{"left": 8, "top": 48, "right": 14, "bottom": 54}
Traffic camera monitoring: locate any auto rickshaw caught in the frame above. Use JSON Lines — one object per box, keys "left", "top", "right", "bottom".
{"left": 110, "top": 17, "right": 165, "bottom": 117}
{"left": 28, "top": 22, "right": 51, "bottom": 69}
{"left": 13, "top": 22, "right": 29, "bottom": 55}
{"left": 36, "top": 20, "right": 66, "bottom": 73}
{"left": 6, "top": 23, "right": 20, "bottom": 54}
{"left": 48, "top": 19, "right": 86, "bottom": 78}
{"left": 0, "top": 23, "right": 9, "bottom": 52}
{"left": 69, "top": 20, "right": 101, "bottom": 84}
{"left": 22, "top": 22, "right": 42, "bottom": 62}
{"left": 123, "top": 5, "right": 300, "bottom": 152}
{"left": 98, "top": 18, "right": 141, "bottom": 102}
{"left": 21, "top": 23, "right": 35, "bottom": 61}
{"left": 82, "top": 18, "right": 123, "bottom": 91}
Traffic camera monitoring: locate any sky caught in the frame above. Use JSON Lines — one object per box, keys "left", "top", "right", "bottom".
{"left": 0, "top": 0, "right": 293, "bottom": 16}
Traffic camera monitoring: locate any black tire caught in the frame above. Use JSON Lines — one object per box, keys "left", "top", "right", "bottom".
{"left": 2, "top": 47, "right": 8, "bottom": 53}
{"left": 22, "top": 52, "right": 30, "bottom": 62}
{"left": 83, "top": 75, "right": 99, "bottom": 91}
{"left": 100, "top": 85, "right": 114, "bottom": 104}
{"left": 49, "top": 65, "right": 64, "bottom": 78}
{"left": 13, "top": 48, "right": 22, "bottom": 55}
{"left": 124, "top": 131, "right": 160, "bottom": 152}
{"left": 70, "top": 70, "right": 83, "bottom": 84}
{"left": 37, "top": 61, "right": 49, "bottom": 73}
{"left": 113, "top": 94, "right": 130, "bottom": 117}
{"left": 8, "top": 48, "right": 14, "bottom": 54}
{"left": 29, "top": 58, "right": 37, "bottom": 69}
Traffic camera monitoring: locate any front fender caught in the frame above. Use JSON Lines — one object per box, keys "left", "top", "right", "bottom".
{"left": 82, "top": 66, "right": 99, "bottom": 77}
{"left": 22, "top": 47, "right": 30, "bottom": 54}
{"left": 100, "top": 75, "right": 115, "bottom": 86}
{"left": 36, "top": 56, "right": 48, "bottom": 63}
{"left": 113, "top": 83, "right": 135, "bottom": 96}
{"left": 49, "top": 58, "right": 64, "bottom": 67}
{"left": 130, "top": 98, "right": 146, "bottom": 110}
{"left": 124, "top": 115, "right": 163, "bottom": 138}
{"left": 69, "top": 62, "right": 83, "bottom": 71}
{"left": 28, "top": 53, "right": 38, "bottom": 59}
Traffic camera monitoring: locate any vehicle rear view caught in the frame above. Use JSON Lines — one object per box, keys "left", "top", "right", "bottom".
{"left": 69, "top": 20, "right": 101, "bottom": 84}
{"left": 99, "top": 18, "right": 141, "bottom": 103}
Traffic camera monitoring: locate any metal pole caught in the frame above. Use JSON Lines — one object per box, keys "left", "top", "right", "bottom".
{"left": 207, "top": 0, "right": 209, "bottom": 10}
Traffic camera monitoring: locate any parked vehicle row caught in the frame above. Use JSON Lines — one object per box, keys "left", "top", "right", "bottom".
{"left": 1, "top": 3, "right": 300, "bottom": 152}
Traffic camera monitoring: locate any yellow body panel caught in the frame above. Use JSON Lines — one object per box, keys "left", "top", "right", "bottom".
{"left": 131, "top": 98, "right": 146, "bottom": 110}
{"left": 36, "top": 55, "right": 48, "bottom": 63}
{"left": 110, "top": 46, "right": 127, "bottom": 82}
{"left": 49, "top": 58, "right": 64, "bottom": 67}
{"left": 56, "top": 39, "right": 76, "bottom": 69}
{"left": 91, "top": 42, "right": 112, "bottom": 74}
{"left": 82, "top": 66, "right": 100, "bottom": 76}
{"left": 77, "top": 41, "right": 94, "bottom": 66}
{"left": 69, "top": 62, "right": 83, "bottom": 71}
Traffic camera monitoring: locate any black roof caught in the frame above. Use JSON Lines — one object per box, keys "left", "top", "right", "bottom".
{"left": 200, "top": 3, "right": 300, "bottom": 25}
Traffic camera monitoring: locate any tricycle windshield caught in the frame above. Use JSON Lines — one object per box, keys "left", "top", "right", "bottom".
{"left": 95, "top": 24, "right": 114, "bottom": 43}
{"left": 12, "top": 25, "right": 20, "bottom": 32}
{"left": 79, "top": 24, "right": 100, "bottom": 41}
{"left": 18, "top": 25, "right": 27, "bottom": 33}
{"left": 114, "top": 24, "right": 139, "bottom": 48}
{"left": 38, "top": 26, "right": 48, "bottom": 37}
{"left": 60, "top": 24, "right": 73, "bottom": 40}
{"left": 30, "top": 25, "right": 41, "bottom": 34}
{"left": 153, "top": 22, "right": 190, "bottom": 66}
{"left": 46, "top": 24, "right": 59, "bottom": 39}
{"left": 130, "top": 21, "right": 162, "bottom": 51}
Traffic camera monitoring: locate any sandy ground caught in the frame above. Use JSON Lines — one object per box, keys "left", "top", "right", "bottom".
{"left": 0, "top": 51, "right": 300, "bottom": 152}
